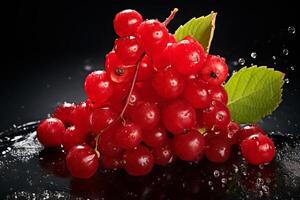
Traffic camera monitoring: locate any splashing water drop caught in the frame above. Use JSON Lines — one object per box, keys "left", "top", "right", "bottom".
{"left": 282, "top": 49, "right": 289, "bottom": 55}
{"left": 288, "top": 26, "right": 296, "bottom": 34}
{"left": 272, "top": 56, "right": 277, "bottom": 60}
{"left": 213, "top": 170, "right": 220, "bottom": 178}
{"left": 84, "top": 65, "right": 93, "bottom": 72}
{"left": 208, "top": 181, "right": 213, "bottom": 186}
{"left": 238, "top": 58, "right": 245, "bottom": 65}
{"left": 251, "top": 52, "right": 257, "bottom": 59}
{"left": 221, "top": 178, "right": 227, "bottom": 184}
{"left": 290, "top": 66, "right": 295, "bottom": 71}
{"left": 285, "top": 78, "right": 290, "bottom": 84}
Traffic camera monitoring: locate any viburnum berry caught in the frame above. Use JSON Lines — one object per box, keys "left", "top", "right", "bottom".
{"left": 199, "top": 55, "right": 229, "bottom": 85}
{"left": 114, "top": 36, "right": 143, "bottom": 65}
{"left": 152, "top": 67, "right": 185, "bottom": 100}
{"left": 223, "top": 121, "right": 240, "bottom": 145}
{"left": 143, "top": 126, "right": 168, "bottom": 148}
{"left": 66, "top": 145, "right": 99, "bottom": 179}
{"left": 52, "top": 102, "right": 76, "bottom": 126}
{"left": 152, "top": 43, "right": 174, "bottom": 71}
{"left": 89, "top": 107, "right": 118, "bottom": 133}
{"left": 162, "top": 100, "right": 196, "bottom": 135}
{"left": 114, "top": 122, "right": 143, "bottom": 149}
{"left": 113, "top": 9, "right": 143, "bottom": 37}
{"left": 205, "top": 134, "right": 231, "bottom": 163}
{"left": 62, "top": 126, "right": 86, "bottom": 151}
{"left": 198, "top": 101, "right": 230, "bottom": 131}
{"left": 183, "top": 79, "right": 211, "bottom": 109}
{"left": 241, "top": 133, "right": 275, "bottom": 165}
{"left": 136, "top": 19, "right": 169, "bottom": 57}
{"left": 171, "top": 38, "right": 206, "bottom": 75}
{"left": 137, "top": 54, "right": 154, "bottom": 81}
{"left": 152, "top": 143, "right": 175, "bottom": 165}
{"left": 37, "top": 118, "right": 65, "bottom": 147}
{"left": 173, "top": 130, "right": 205, "bottom": 161}
{"left": 101, "top": 155, "right": 123, "bottom": 170}
{"left": 123, "top": 145, "right": 154, "bottom": 176}
{"left": 99, "top": 126, "right": 123, "bottom": 157}
{"left": 129, "top": 101, "right": 160, "bottom": 130}
{"left": 84, "top": 71, "right": 114, "bottom": 104}
{"left": 207, "top": 84, "right": 228, "bottom": 105}
{"left": 238, "top": 124, "right": 265, "bottom": 142}
{"left": 70, "top": 102, "right": 92, "bottom": 135}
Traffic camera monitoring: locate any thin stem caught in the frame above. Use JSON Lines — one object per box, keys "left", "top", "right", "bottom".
{"left": 163, "top": 8, "right": 179, "bottom": 26}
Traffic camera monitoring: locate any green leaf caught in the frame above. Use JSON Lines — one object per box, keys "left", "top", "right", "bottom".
{"left": 225, "top": 66, "right": 284, "bottom": 124}
{"left": 174, "top": 12, "right": 217, "bottom": 53}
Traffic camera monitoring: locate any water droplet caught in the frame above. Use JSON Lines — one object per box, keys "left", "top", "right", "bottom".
{"left": 282, "top": 48, "right": 289, "bottom": 55}
{"left": 258, "top": 190, "right": 264, "bottom": 197}
{"left": 221, "top": 178, "right": 227, "bottom": 184}
{"left": 288, "top": 26, "right": 296, "bottom": 34}
{"left": 238, "top": 58, "right": 245, "bottom": 65}
{"left": 285, "top": 78, "right": 290, "bottom": 84}
{"left": 256, "top": 177, "right": 264, "bottom": 186}
{"left": 84, "top": 65, "right": 93, "bottom": 72}
{"left": 290, "top": 66, "right": 295, "bottom": 71}
{"left": 210, "top": 186, "right": 214, "bottom": 190}
{"left": 272, "top": 56, "right": 276, "bottom": 60}
{"left": 259, "top": 164, "right": 264, "bottom": 169}
{"left": 251, "top": 52, "right": 257, "bottom": 59}
{"left": 262, "top": 185, "right": 269, "bottom": 193}
{"left": 208, "top": 181, "right": 213, "bottom": 186}
{"left": 265, "top": 178, "right": 272, "bottom": 184}
{"left": 213, "top": 170, "right": 220, "bottom": 178}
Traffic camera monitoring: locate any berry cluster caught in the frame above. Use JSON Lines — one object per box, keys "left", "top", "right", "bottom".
{"left": 37, "top": 9, "right": 276, "bottom": 179}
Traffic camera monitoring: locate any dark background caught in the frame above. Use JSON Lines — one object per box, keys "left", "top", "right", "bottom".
{"left": 2, "top": 0, "right": 297, "bottom": 132}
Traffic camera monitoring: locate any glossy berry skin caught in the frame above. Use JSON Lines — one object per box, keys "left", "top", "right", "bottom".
{"left": 37, "top": 118, "right": 65, "bottom": 147}
{"left": 114, "top": 36, "right": 143, "bottom": 65}
{"left": 205, "top": 135, "right": 231, "bottom": 163}
{"left": 70, "top": 102, "right": 92, "bottom": 135}
{"left": 171, "top": 39, "right": 206, "bottom": 75}
{"left": 105, "top": 50, "right": 119, "bottom": 71}
{"left": 84, "top": 71, "right": 113, "bottom": 104}
{"left": 152, "top": 67, "right": 185, "bottom": 100}
{"left": 183, "top": 80, "right": 211, "bottom": 109}
{"left": 162, "top": 100, "right": 197, "bottom": 135}
{"left": 198, "top": 101, "right": 230, "bottom": 131}
{"left": 152, "top": 43, "right": 174, "bottom": 71}
{"left": 52, "top": 102, "right": 76, "bottom": 126}
{"left": 136, "top": 19, "right": 169, "bottom": 57}
{"left": 130, "top": 101, "right": 160, "bottom": 130}
{"left": 99, "top": 129, "right": 123, "bottom": 157}
{"left": 152, "top": 143, "right": 174, "bottom": 165}
{"left": 113, "top": 9, "right": 143, "bottom": 37}
{"left": 101, "top": 155, "right": 123, "bottom": 170}
{"left": 66, "top": 145, "right": 99, "bottom": 179}
{"left": 143, "top": 127, "right": 167, "bottom": 148}
{"left": 173, "top": 130, "right": 205, "bottom": 161}
{"left": 241, "top": 133, "right": 275, "bottom": 165}
{"left": 114, "top": 122, "right": 143, "bottom": 149}
{"left": 199, "top": 55, "right": 229, "bottom": 85}
{"left": 123, "top": 145, "right": 154, "bottom": 176}
{"left": 62, "top": 126, "right": 86, "bottom": 151}
{"left": 207, "top": 84, "right": 228, "bottom": 105}
{"left": 223, "top": 121, "right": 240, "bottom": 145}
{"left": 89, "top": 107, "right": 117, "bottom": 133}
{"left": 137, "top": 54, "right": 154, "bottom": 81}
{"left": 238, "top": 124, "right": 265, "bottom": 142}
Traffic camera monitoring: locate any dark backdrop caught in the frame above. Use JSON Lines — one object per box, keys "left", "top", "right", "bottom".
{"left": 2, "top": 0, "right": 297, "bottom": 132}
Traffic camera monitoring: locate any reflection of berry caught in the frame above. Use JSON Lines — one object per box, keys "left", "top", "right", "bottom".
{"left": 241, "top": 133, "right": 275, "bottom": 165}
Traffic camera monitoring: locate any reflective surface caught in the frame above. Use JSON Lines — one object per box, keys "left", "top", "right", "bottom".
{"left": 0, "top": 122, "right": 299, "bottom": 199}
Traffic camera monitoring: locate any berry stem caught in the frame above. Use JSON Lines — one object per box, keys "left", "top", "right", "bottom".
{"left": 163, "top": 8, "right": 179, "bottom": 26}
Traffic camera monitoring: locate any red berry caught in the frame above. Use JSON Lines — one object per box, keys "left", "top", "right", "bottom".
{"left": 62, "top": 126, "right": 86, "bottom": 151}
{"left": 84, "top": 71, "right": 113, "bottom": 104}
{"left": 223, "top": 121, "right": 240, "bottom": 145}
{"left": 173, "top": 130, "right": 205, "bottom": 161}
{"left": 152, "top": 143, "right": 174, "bottom": 165}
{"left": 183, "top": 79, "right": 211, "bottom": 109}
{"left": 99, "top": 129, "right": 123, "bottom": 157}
{"left": 238, "top": 124, "right": 265, "bottom": 142}
{"left": 152, "top": 43, "right": 174, "bottom": 71}
{"left": 205, "top": 135, "right": 231, "bottom": 163}
{"left": 198, "top": 101, "right": 230, "bottom": 131}
{"left": 37, "top": 118, "right": 65, "bottom": 147}
{"left": 113, "top": 9, "right": 143, "bottom": 37}
{"left": 70, "top": 102, "right": 92, "bottom": 135}
{"left": 143, "top": 126, "right": 167, "bottom": 148}
{"left": 152, "top": 67, "right": 185, "bottom": 100}
{"left": 130, "top": 101, "right": 160, "bottom": 130}
{"left": 114, "top": 122, "right": 143, "bottom": 149}
{"left": 66, "top": 145, "right": 99, "bottom": 179}
{"left": 123, "top": 145, "right": 154, "bottom": 176}
{"left": 89, "top": 107, "right": 118, "bottom": 133}
{"left": 241, "top": 133, "right": 275, "bottom": 165}
{"left": 137, "top": 54, "right": 154, "bottom": 81}
{"left": 171, "top": 39, "right": 206, "bottom": 75}
{"left": 207, "top": 84, "right": 228, "bottom": 105}
{"left": 52, "top": 102, "right": 76, "bottom": 126}
{"left": 168, "top": 34, "right": 176, "bottom": 43}
{"left": 199, "top": 55, "right": 229, "bottom": 85}
{"left": 162, "top": 100, "right": 197, "bottom": 135}
{"left": 114, "top": 36, "right": 143, "bottom": 65}
{"left": 136, "top": 19, "right": 169, "bottom": 57}
{"left": 101, "top": 155, "right": 123, "bottom": 170}
{"left": 105, "top": 50, "right": 119, "bottom": 71}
